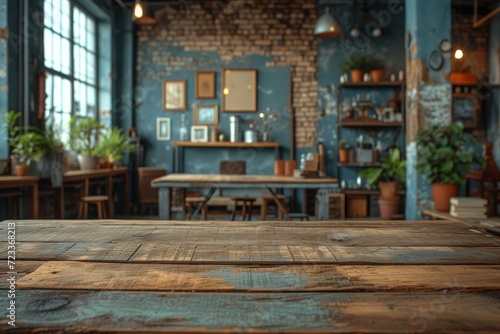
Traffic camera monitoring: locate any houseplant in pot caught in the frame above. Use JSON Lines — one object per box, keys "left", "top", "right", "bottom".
{"left": 338, "top": 140, "right": 349, "bottom": 163}
{"left": 96, "top": 127, "right": 136, "bottom": 168}
{"left": 358, "top": 147, "right": 406, "bottom": 219}
{"left": 415, "top": 122, "right": 485, "bottom": 212}
{"left": 36, "top": 109, "right": 65, "bottom": 185}
{"left": 365, "top": 57, "right": 385, "bottom": 83}
{"left": 69, "top": 116, "right": 104, "bottom": 170}
{"left": 340, "top": 55, "right": 367, "bottom": 83}
{"left": 10, "top": 132, "right": 45, "bottom": 176}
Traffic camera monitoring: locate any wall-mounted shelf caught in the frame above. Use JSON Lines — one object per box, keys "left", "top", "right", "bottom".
{"left": 173, "top": 141, "right": 279, "bottom": 148}
{"left": 172, "top": 141, "right": 280, "bottom": 172}
{"left": 339, "top": 120, "right": 403, "bottom": 127}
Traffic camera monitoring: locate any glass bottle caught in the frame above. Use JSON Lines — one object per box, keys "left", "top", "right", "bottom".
{"left": 179, "top": 114, "right": 188, "bottom": 141}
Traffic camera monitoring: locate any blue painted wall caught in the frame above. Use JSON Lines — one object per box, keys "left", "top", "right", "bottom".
{"left": 316, "top": 2, "right": 406, "bottom": 184}
{"left": 488, "top": 4, "right": 500, "bottom": 163}
{"left": 0, "top": 0, "right": 7, "bottom": 160}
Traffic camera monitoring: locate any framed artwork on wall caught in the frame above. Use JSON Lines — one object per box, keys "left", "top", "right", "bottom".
{"left": 191, "top": 125, "right": 208, "bottom": 142}
{"left": 194, "top": 104, "right": 218, "bottom": 126}
{"left": 383, "top": 107, "right": 394, "bottom": 122}
{"left": 196, "top": 71, "right": 216, "bottom": 99}
{"left": 222, "top": 68, "right": 257, "bottom": 112}
{"left": 163, "top": 79, "right": 187, "bottom": 111}
{"left": 156, "top": 117, "right": 171, "bottom": 140}
{"left": 452, "top": 93, "right": 479, "bottom": 129}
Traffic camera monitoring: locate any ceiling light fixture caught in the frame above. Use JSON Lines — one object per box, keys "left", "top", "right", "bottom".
{"left": 314, "top": 6, "right": 343, "bottom": 38}
{"left": 132, "top": 0, "right": 157, "bottom": 26}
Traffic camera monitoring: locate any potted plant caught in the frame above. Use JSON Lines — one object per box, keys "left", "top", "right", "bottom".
{"left": 36, "top": 109, "right": 65, "bottom": 184}
{"left": 69, "top": 116, "right": 104, "bottom": 170}
{"left": 4, "top": 111, "right": 43, "bottom": 176}
{"left": 340, "top": 55, "right": 367, "bottom": 83}
{"left": 96, "top": 127, "right": 136, "bottom": 168}
{"left": 365, "top": 57, "right": 385, "bottom": 83}
{"left": 415, "top": 122, "right": 485, "bottom": 212}
{"left": 338, "top": 140, "right": 349, "bottom": 163}
{"left": 358, "top": 147, "right": 406, "bottom": 219}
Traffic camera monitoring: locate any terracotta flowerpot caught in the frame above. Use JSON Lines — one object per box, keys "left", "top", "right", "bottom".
{"left": 274, "top": 160, "right": 286, "bottom": 176}
{"left": 432, "top": 183, "right": 460, "bottom": 212}
{"left": 350, "top": 70, "right": 363, "bottom": 83}
{"left": 378, "top": 197, "right": 400, "bottom": 219}
{"left": 379, "top": 181, "right": 400, "bottom": 200}
{"left": 339, "top": 149, "right": 349, "bottom": 163}
{"left": 15, "top": 165, "right": 27, "bottom": 176}
{"left": 370, "top": 69, "right": 384, "bottom": 83}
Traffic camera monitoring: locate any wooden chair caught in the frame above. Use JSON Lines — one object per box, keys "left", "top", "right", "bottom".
{"left": 220, "top": 161, "right": 256, "bottom": 221}
{"left": 260, "top": 194, "right": 287, "bottom": 220}
{"left": 137, "top": 167, "right": 166, "bottom": 214}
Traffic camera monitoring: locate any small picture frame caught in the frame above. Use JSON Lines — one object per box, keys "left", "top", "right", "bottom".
{"left": 194, "top": 104, "right": 218, "bottom": 126}
{"left": 383, "top": 107, "right": 394, "bottom": 122}
{"left": 196, "top": 71, "right": 216, "bottom": 99}
{"left": 163, "top": 79, "right": 187, "bottom": 111}
{"left": 452, "top": 93, "right": 479, "bottom": 129}
{"left": 156, "top": 117, "right": 171, "bottom": 141}
{"left": 191, "top": 125, "right": 208, "bottom": 142}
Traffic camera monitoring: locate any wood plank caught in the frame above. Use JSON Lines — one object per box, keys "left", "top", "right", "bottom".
{"left": 3, "top": 222, "right": 496, "bottom": 247}
{"left": 18, "top": 262, "right": 500, "bottom": 292}
{"left": 0, "top": 261, "right": 45, "bottom": 289}
{"left": 2, "top": 290, "right": 500, "bottom": 333}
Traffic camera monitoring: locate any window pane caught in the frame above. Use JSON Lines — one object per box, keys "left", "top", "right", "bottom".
{"left": 62, "top": 77, "right": 72, "bottom": 113}
{"left": 61, "top": 38, "right": 70, "bottom": 75}
{"left": 86, "top": 84, "right": 96, "bottom": 116}
{"left": 44, "top": 0, "right": 52, "bottom": 28}
{"left": 52, "top": 33, "right": 61, "bottom": 72}
{"left": 45, "top": 74, "right": 54, "bottom": 113}
{"left": 44, "top": 29, "right": 53, "bottom": 68}
{"left": 86, "top": 51, "right": 95, "bottom": 84}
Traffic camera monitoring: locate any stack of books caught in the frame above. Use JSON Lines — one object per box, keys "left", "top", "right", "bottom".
{"left": 449, "top": 197, "right": 488, "bottom": 218}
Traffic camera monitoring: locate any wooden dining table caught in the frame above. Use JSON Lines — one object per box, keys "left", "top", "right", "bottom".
{"left": 151, "top": 173, "right": 339, "bottom": 220}
{"left": 1, "top": 218, "right": 499, "bottom": 332}
{"left": 0, "top": 176, "right": 39, "bottom": 218}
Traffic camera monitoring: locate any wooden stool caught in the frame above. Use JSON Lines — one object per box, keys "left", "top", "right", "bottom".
{"left": 78, "top": 195, "right": 109, "bottom": 219}
{"left": 328, "top": 193, "right": 345, "bottom": 219}
{"left": 288, "top": 213, "right": 309, "bottom": 221}
{"left": 260, "top": 195, "right": 287, "bottom": 220}
{"left": 231, "top": 197, "right": 256, "bottom": 221}
{"left": 185, "top": 196, "right": 208, "bottom": 220}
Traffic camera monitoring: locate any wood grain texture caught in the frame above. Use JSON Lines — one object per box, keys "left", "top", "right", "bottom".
{"left": 1, "top": 219, "right": 499, "bottom": 333}
{"left": 1, "top": 290, "right": 500, "bottom": 333}
{"left": 172, "top": 141, "right": 279, "bottom": 148}
{"left": 151, "top": 173, "right": 338, "bottom": 185}
{"left": 18, "top": 261, "right": 500, "bottom": 292}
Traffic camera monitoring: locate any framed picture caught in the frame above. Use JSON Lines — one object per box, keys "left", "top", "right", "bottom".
{"left": 383, "top": 107, "right": 394, "bottom": 122}
{"left": 163, "top": 79, "right": 187, "bottom": 111}
{"left": 196, "top": 71, "right": 216, "bottom": 99}
{"left": 194, "top": 104, "right": 218, "bottom": 126}
{"left": 191, "top": 125, "right": 208, "bottom": 142}
{"left": 156, "top": 117, "right": 171, "bottom": 141}
{"left": 452, "top": 93, "right": 479, "bottom": 129}
{"left": 222, "top": 68, "right": 257, "bottom": 112}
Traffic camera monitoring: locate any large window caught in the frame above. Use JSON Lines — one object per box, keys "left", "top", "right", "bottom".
{"left": 44, "top": 0, "right": 97, "bottom": 142}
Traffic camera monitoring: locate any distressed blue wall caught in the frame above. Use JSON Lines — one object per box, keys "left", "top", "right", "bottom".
{"left": 316, "top": 2, "right": 406, "bottom": 184}
{"left": 135, "top": 49, "right": 292, "bottom": 174}
{"left": 0, "top": 0, "right": 7, "bottom": 160}
{"left": 405, "top": 0, "right": 452, "bottom": 220}
{"left": 488, "top": 5, "right": 500, "bottom": 163}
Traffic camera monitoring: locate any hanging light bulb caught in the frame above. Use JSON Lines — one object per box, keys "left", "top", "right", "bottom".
{"left": 133, "top": 0, "right": 144, "bottom": 19}
{"left": 455, "top": 49, "right": 464, "bottom": 59}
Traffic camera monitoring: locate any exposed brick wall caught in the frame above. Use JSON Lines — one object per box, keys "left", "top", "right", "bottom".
{"left": 136, "top": 0, "right": 318, "bottom": 148}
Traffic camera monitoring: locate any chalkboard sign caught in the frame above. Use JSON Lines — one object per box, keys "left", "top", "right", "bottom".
{"left": 452, "top": 93, "right": 478, "bottom": 129}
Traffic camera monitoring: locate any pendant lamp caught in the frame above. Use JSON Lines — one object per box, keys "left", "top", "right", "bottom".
{"left": 132, "top": 0, "right": 157, "bottom": 26}
{"left": 314, "top": 6, "right": 342, "bottom": 38}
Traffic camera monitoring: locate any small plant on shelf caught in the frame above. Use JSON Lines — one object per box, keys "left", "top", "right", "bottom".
{"left": 96, "top": 127, "right": 136, "bottom": 168}
{"left": 365, "top": 57, "right": 385, "bottom": 83}
{"left": 338, "top": 140, "right": 349, "bottom": 163}
{"left": 340, "top": 55, "right": 367, "bottom": 83}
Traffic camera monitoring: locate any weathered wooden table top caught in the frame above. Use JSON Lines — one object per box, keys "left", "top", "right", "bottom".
{"left": 1, "top": 219, "right": 500, "bottom": 333}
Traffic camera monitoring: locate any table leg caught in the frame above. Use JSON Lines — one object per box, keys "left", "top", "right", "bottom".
{"left": 123, "top": 171, "right": 130, "bottom": 215}
{"left": 31, "top": 183, "right": 39, "bottom": 219}
{"left": 106, "top": 175, "right": 113, "bottom": 217}
{"left": 159, "top": 187, "right": 171, "bottom": 220}
{"left": 316, "top": 189, "right": 329, "bottom": 221}
{"left": 56, "top": 187, "right": 65, "bottom": 218}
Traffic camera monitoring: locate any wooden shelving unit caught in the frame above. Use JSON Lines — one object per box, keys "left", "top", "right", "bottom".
{"left": 173, "top": 141, "right": 279, "bottom": 148}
